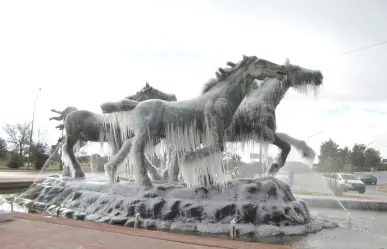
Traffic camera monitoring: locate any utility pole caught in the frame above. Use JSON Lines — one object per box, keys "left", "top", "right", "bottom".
{"left": 307, "top": 130, "right": 324, "bottom": 146}
{"left": 27, "top": 88, "right": 41, "bottom": 169}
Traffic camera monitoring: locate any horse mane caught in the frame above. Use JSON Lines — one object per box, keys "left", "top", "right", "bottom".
{"left": 201, "top": 56, "right": 250, "bottom": 94}
{"left": 125, "top": 82, "right": 176, "bottom": 101}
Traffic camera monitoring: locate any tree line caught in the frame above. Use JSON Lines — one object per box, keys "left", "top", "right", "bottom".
{"left": 0, "top": 122, "right": 52, "bottom": 169}
{"left": 1, "top": 122, "right": 386, "bottom": 173}
{"left": 316, "top": 138, "right": 385, "bottom": 172}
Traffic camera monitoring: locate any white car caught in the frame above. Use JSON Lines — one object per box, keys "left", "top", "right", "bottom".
{"left": 325, "top": 173, "right": 366, "bottom": 196}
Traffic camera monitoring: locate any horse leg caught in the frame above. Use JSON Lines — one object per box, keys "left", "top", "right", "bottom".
{"left": 168, "top": 151, "right": 180, "bottom": 183}
{"left": 265, "top": 133, "right": 291, "bottom": 177}
{"left": 60, "top": 141, "right": 72, "bottom": 178}
{"left": 62, "top": 136, "right": 85, "bottom": 178}
{"left": 144, "top": 156, "right": 163, "bottom": 180}
{"left": 110, "top": 146, "right": 121, "bottom": 183}
{"left": 104, "top": 137, "right": 134, "bottom": 183}
{"left": 131, "top": 135, "right": 152, "bottom": 187}
{"left": 275, "top": 132, "right": 316, "bottom": 162}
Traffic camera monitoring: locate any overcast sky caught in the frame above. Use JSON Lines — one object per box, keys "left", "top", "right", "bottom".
{"left": 1, "top": 0, "right": 387, "bottom": 163}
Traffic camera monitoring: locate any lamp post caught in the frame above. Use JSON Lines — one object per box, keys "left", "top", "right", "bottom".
{"left": 27, "top": 88, "right": 41, "bottom": 169}
{"left": 307, "top": 130, "right": 324, "bottom": 146}
{"left": 367, "top": 140, "right": 378, "bottom": 146}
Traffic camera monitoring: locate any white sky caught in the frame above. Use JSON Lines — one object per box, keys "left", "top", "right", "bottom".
{"left": 1, "top": 0, "right": 387, "bottom": 163}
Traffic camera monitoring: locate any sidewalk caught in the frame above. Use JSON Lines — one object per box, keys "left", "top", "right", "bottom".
{"left": 1, "top": 212, "right": 292, "bottom": 249}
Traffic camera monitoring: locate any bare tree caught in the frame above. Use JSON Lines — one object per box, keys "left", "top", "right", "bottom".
{"left": 2, "top": 122, "right": 31, "bottom": 157}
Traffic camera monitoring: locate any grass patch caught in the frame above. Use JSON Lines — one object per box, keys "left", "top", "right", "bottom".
{"left": 376, "top": 184, "right": 387, "bottom": 192}
{"left": 0, "top": 188, "right": 27, "bottom": 195}
{"left": 292, "top": 189, "right": 329, "bottom": 196}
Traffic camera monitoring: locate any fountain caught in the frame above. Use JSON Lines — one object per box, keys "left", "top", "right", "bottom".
{"left": 10, "top": 56, "right": 339, "bottom": 240}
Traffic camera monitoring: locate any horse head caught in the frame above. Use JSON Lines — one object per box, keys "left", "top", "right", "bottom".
{"left": 125, "top": 82, "right": 177, "bottom": 102}
{"left": 284, "top": 59, "right": 323, "bottom": 95}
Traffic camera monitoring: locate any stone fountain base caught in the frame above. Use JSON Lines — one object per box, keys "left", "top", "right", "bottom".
{"left": 15, "top": 176, "right": 337, "bottom": 237}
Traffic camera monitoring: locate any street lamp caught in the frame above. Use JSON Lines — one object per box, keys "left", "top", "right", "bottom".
{"left": 307, "top": 130, "right": 324, "bottom": 146}
{"left": 27, "top": 88, "right": 42, "bottom": 168}
{"left": 367, "top": 140, "right": 378, "bottom": 146}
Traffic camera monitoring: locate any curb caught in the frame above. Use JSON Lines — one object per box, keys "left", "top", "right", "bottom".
{"left": 297, "top": 195, "right": 387, "bottom": 211}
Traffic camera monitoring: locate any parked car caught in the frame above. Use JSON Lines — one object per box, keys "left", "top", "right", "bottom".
{"left": 359, "top": 173, "right": 377, "bottom": 185}
{"left": 324, "top": 173, "right": 366, "bottom": 196}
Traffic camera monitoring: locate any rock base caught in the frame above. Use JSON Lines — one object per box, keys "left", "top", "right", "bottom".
{"left": 15, "top": 176, "right": 337, "bottom": 237}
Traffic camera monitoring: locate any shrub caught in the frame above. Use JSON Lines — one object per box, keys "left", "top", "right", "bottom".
{"left": 35, "top": 154, "right": 50, "bottom": 170}
{"left": 7, "top": 154, "right": 24, "bottom": 169}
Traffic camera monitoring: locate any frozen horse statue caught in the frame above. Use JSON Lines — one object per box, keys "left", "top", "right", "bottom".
{"left": 50, "top": 83, "right": 177, "bottom": 178}
{"left": 226, "top": 59, "right": 322, "bottom": 176}
{"left": 166, "top": 59, "right": 323, "bottom": 181}
{"left": 101, "top": 55, "right": 288, "bottom": 187}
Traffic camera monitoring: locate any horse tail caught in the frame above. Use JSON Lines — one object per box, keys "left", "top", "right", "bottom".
{"left": 61, "top": 106, "right": 78, "bottom": 121}
{"left": 275, "top": 132, "right": 316, "bottom": 162}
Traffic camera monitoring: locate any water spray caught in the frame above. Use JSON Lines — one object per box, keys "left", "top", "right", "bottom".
{"left": 309, "top": 168, "right": 353, "bottom": 224}
{"left": 12, "top": 141, "right": 63, "bottom": 207}
{"left": 336, "top": 200, "right": 352, "bottom": 224}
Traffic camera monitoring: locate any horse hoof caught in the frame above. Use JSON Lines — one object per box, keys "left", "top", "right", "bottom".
{"left": 74, "top": 171, "right": 86, "bottom": 178}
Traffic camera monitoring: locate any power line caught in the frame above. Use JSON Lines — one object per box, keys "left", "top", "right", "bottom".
{"left": 335, "top": 40, "right": 387, "bottom": 57}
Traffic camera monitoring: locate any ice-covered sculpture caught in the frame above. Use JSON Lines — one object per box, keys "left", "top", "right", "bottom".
{"left": 49, "top": 83, "right": 176, "bottom": 178}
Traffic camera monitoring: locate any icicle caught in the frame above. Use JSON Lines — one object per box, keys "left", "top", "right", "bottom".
{"left": 134, "top": 213, "right": 140, "bottom": 228}
{"left": 180, "top": 150, "right": 225, "bottom": 188}
{"left": 230, "top": 218, "right": 237, "bottom": 239}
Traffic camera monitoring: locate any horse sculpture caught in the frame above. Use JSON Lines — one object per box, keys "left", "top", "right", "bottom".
{"left": 101, "top": 55, "right": 288, "bottom": 187}
{"left": 166, "top": 59, "right": 323, "bottom": 181}
{"left": 49, "top": 83, "right": 177, "bottom": 178}
{"left": 227, "top": 60, "right": 322, "bottom": 176}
